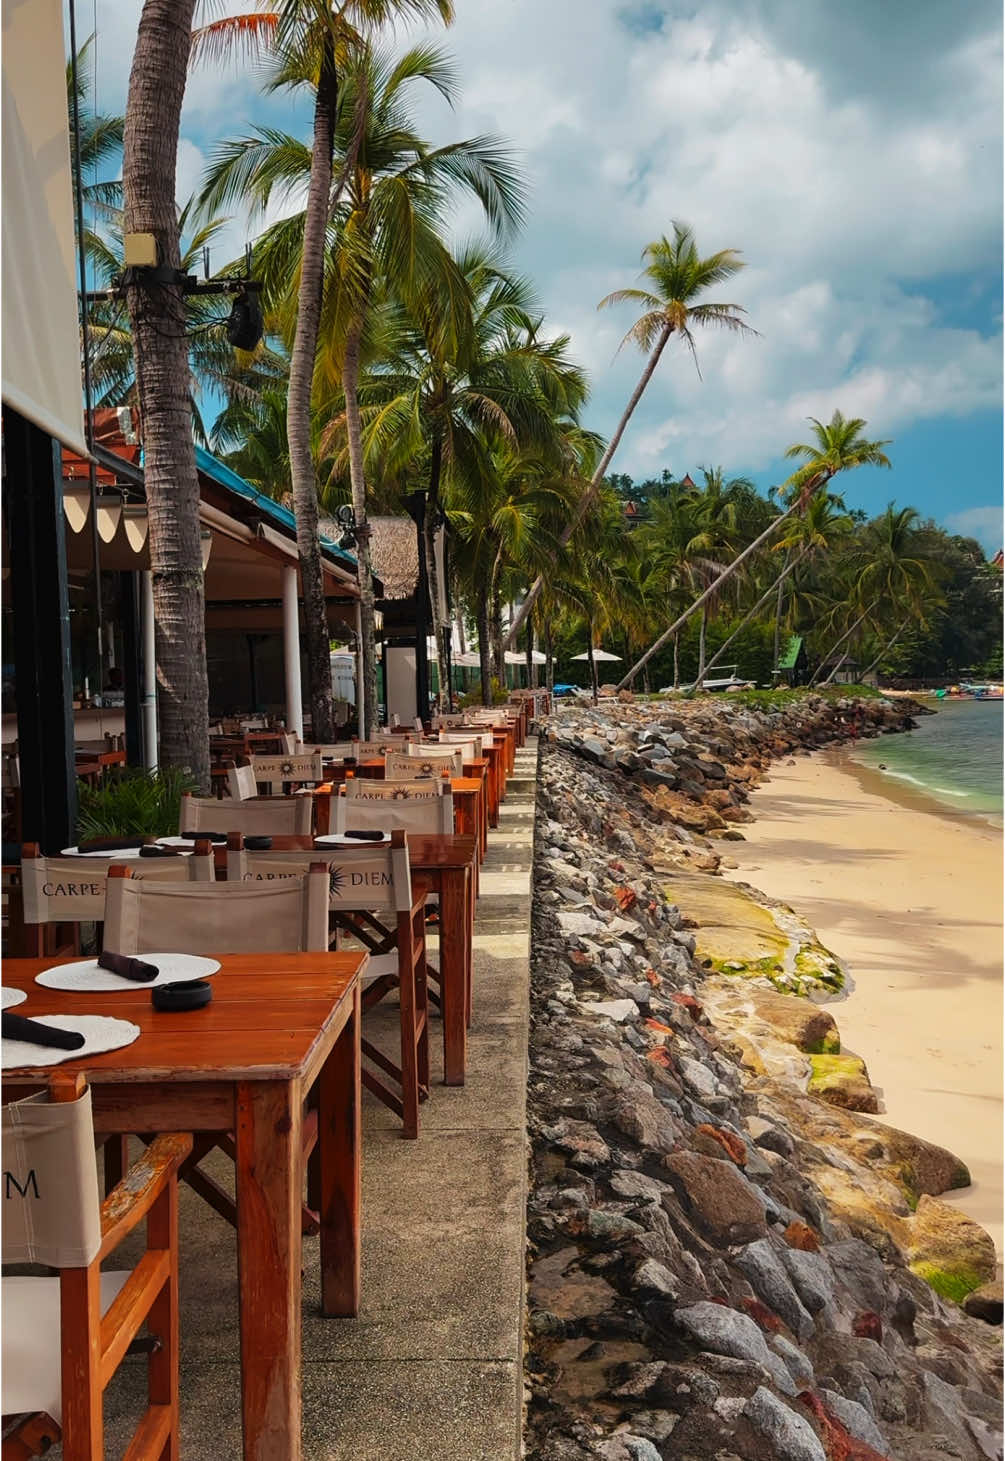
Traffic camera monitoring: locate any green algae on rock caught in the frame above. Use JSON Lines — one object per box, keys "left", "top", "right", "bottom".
{"left": 906, "top": 1195, "right": 997, "bottom": 1302}
{"left": 807, "top": 1053, "right": 879, "bottom": 1113}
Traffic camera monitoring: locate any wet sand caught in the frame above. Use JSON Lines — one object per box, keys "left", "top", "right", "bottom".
{"left": 723, "top": 750, "right": 1003, "bottom": 1251}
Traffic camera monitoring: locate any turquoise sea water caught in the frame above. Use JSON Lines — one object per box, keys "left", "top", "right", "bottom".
{"left": 851, "top": 698, "right": 1003, "bottom": 826}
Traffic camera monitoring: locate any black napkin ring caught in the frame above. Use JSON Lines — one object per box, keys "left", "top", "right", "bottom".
{"left": 152, "top": 980, "right": 213, "bottom": 1012}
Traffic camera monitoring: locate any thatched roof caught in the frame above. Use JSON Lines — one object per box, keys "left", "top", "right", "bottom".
{"left": 320, "top": 514, "right": 417, "bottom": 601}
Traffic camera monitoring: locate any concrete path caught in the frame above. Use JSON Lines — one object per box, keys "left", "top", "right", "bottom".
{"left": 107, "top": 738, "right": 538, "bottom": 1459}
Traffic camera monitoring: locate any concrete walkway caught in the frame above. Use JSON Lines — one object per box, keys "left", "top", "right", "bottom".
{"left": 108, "top": 738, "right": 538, "bottom": 1459}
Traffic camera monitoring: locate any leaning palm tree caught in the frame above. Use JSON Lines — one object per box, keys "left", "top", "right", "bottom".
{"left": 194, "top": 0, "right": 455, "bottom": 741}
{"left": 505, "top": 222, "right": 755, "bottom": 647}
{"left": 618, "top": 410, "right": 892, "bottom": 688}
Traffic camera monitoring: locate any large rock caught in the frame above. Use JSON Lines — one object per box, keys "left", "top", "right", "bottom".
{"left": 807, "top": 1053, "right": 879, "bottom": 1113}
{"left": 749, "top": 990, "right": 840, "bottom": 1054}
{"left": 735, "top": 1238, "right": 815, "bottom": 1340}
{"left": 906, "top": 1195, "right": 997, "bottom": 1302}
{"left": 674, "top": 1303, "right": 795, "bottom": 1394}
{"left": 744, "top": 1387, "right": 827, "bottom": 1461}
{"left": 663, "top": 1151, "right": 767, "bottom": 1246}
{"left": 963, "top": 1277, "right": 1004, "bottom": 1325}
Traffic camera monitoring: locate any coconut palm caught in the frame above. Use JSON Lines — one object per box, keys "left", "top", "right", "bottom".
{"left": 618, "top": 410, "right": 892, "bottom": 688}
{"left": 505, "top": 222, "right": 755, "bottom": 648}
{"left": 194, "top": 0, "right": 455, "bottom": 740}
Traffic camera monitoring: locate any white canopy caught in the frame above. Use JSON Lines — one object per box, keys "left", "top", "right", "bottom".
{"left": 2, "top": 0, "right": 88, "bottom": 454}
{"left": 504, "top": 649, "right": 546, "bottom": 665}
{"left": 454, "top": 651, "right": 482, "bottom": 668}
{"left": 571, "top": 648, "right": 622, "bottom": 662}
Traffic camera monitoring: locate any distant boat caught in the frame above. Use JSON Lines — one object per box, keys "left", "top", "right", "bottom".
{"left": 660, "top": 665, "right": 753, "bottom": 694}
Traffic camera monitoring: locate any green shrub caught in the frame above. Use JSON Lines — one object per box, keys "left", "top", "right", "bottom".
{"left": 76, "top": 767, "right": 198, "bottom": 840}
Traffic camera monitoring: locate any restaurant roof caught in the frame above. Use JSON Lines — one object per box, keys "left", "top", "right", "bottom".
{"left": 777, "top": 635, "right": 805, "bottom": 671}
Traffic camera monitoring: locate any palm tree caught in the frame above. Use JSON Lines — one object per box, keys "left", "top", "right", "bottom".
{"left": 122, "top": 0, "right": 209, "bottom": 786}
{"left": 618, "top": 410, "right": 892, "bottom": 688}
{"left": 505, "top": 222, "right": 755, "bottom": 648}
{"left": 194, "top": 0, "right": 455, "bottom": 741}
{"left": 66, "top": 36, "right": 123, "bottom": 250}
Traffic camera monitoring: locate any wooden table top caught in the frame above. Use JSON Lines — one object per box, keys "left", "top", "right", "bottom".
{"left": 2, "top": 952, "right": 365, "bottom": 1083}
{"left": 216, "top": 833, "right": 478, "bottom": 871}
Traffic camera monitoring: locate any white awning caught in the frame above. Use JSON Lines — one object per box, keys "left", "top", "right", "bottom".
{"left": 1, "top": 0, "right": 88, "bottom": 455}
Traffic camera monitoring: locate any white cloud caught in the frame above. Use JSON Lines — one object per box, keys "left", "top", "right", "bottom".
{"left": 944, "top": 505, "right": 1004, "bottom": 553}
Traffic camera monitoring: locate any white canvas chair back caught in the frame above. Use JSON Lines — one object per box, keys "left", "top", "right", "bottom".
{"left": 345, "top": 776, "right": 451, "bottom": 806}
{"left": 227, "top": 762, "right": 258, "bottom": 800}
{"left": 103, "top": 864, "right": 329, "bottom": 954}
{"left": 439, "top": 730, "right": 494, "bottom": 752}
{"left": 432, "top": 713, "right": 466, "bottom": 729}
{"left": 180, "top": 792, "right": 313, "bottom": 836}
{"left": 248, "top": 751, "right": 325, "bottom": 794}
{"left": 3, "top": 1088, "right": 101, "bottom": 1267}
{"left": 333, "top": 792, "right": 452, "bottom": 837}
{"left": 21, "top": 846, "right": 213, "bottom": 926}
{"left": 297, "top": 740, "right": 354, "bottom": 762}
{"left": 229, "top": 837, "right": 412, "bottom": 915}
{"left": 385, "top": 748, "right": 464, "bottom": 783}
{"left": 351, "top": 737, "right": 399, "bottom": 759}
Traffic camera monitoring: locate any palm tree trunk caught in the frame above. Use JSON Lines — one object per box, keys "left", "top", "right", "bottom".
{"left": 123, "top": 0, "right": 209, "bottom": 791}
{"left": 544, "top": 621, "right": 554, "bottom": 695}
{"left": 618, "top": 496, "right": 807, "bottom": 688}
{"left": 424, "top": 433, "right": 446, "bottom": 710}
{"left": 697, "top": 606, "right": 708, "bottom": 685}
{"left": 490, "top": 586, "right": 504, "bottom": 688}
{"left": 525, "top": 620, "right": 534, "bottom": 688}
{"left": 812, "top": 600, "right": 878, "bottom": 685}
{"left": 673, "top": 632, "right": 680, "bottom": 689}
{"left": 475, "top": 585, "right": 492, "bottom": 706}
{"left": 702, "top": 549, "right": 809, "bottom": 685}
{"left": 504, "top": 321, "right": 675, "bottom": 649}
{"left": 285, "top": 37, "right": 337, "bottom": 743}
{"left": 342, "top": 314, "right": 379, "bottom": 733}
{"left": 587, "top": 627, "right": 598, "bottom": 706}
{"left": 861, "top": 617, "right": 910, "bottom": 681}
{"left": 773, "top": 549, "right": 791, "bottom": 670}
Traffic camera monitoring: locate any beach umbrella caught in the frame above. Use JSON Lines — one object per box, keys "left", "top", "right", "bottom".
{"left": 454, "top": 651, "right": 482, "bottom": 668}
{"left": 504, "top": 649, "right": 546, "bottom": 665}
{"left": 571, "top": 648, "right": 622, "bottom": 662}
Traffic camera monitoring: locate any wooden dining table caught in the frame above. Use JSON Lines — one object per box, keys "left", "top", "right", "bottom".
{"left": 2, "top": 951, "right": 366, "bottom": 1461}
{"left": 213, "top": 833, "right": 478, "bottom": 1085}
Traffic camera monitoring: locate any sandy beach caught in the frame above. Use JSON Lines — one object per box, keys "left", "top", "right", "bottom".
{"left": 723, "top": 750, "right": 1004, "bottom": 1252}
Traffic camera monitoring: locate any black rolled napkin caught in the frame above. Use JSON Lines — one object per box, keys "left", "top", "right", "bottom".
{"left": 139, "top": 845, "right": 178, "bottom": 859}
{"left": 2, "top": 1012, "right": 86, "bottom": 1050}
{"left": 343, "top": 829, "right": 386, "bottom": 841}
{"left": 77, "top": 835, "right": 151, "bottom": 853}
{"left": 97, "top": 950, "right": 160, "bottom": 983}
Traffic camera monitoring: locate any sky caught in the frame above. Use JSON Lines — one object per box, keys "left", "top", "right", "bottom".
{"left": 86, "top": 0, "right": 1003, "bottom": 551}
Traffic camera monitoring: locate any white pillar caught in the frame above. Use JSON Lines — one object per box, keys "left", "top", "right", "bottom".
{"left": 282, "top": 564, "right": 304, "bottom": 740}
{"left": 141, "top": 570, "right": 157, "bottom": 770}
{"left": 355, "top": 600, "right": 366, "bottom": 740}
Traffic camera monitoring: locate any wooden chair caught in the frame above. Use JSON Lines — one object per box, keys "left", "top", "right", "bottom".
{"left": 333, "top": 786, "right": 453, "bottom": 837}
{"left": 101, "top": 864, "right": 330, "bottom": 1232}
{"left": 437, "top": 730, "right": 495, "bottom": 752}
{"left": 180, "top": 791, "right": 313, "bottom": 837}
{"left": 246, "top": 751, "right": 326, "bottom": 795}
{"left": 385, "top": 747, "right": 463, "bottom": 781}
{"left": 2, "top": 1076, "right": 191, "bottom": 1461}
{"left": 228, "top": 832, "right": 429, "bottom": 1138}
{"left": 225, "top": 761, "right": 258, "bottom": 800}
{"left": 19, "top": 842, "right": 215, "bottom": 959}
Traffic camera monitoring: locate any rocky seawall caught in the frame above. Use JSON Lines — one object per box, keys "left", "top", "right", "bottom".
{"left": 525, "top": 696, "right": 1002, "bottom": 1461}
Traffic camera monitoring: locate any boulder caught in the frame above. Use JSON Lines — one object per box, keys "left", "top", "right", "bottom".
{"left": 963, "top": 1277, "right": 1004, "bottom": 1325}
{"left": 807, "top": 1053, "right": 879, "bottom": 1113}
{"left": 749, "top": 990, "right": 841, "bottom": 1054}
{"left": 674, "top": 1303, "right": 795, "bottom": 1394}
{"left": 906, "top": 1195, "right": 998, "bottom": 1303}
{"left": 744, "top": 1387, "right": 827, "bottom": 1461}
{"left": 735, "top": 1238, "right": 815, "bottom": 1340}
{"left": 663, "top": 1151, "right": 767, "bottom": 1246}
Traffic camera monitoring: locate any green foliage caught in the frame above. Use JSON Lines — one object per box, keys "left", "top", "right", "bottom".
{"left": 76, "top": 767, "right": 198, "bottom": 840}
{"left": 457, "top": 679, "right": 508, "bottom": 707}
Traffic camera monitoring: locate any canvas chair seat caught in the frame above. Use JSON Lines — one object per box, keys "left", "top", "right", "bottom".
{"left": 3, "top": 1273, "right": 130, "bottom": 1423}
{"left": 1, "top": 1083, "right": 190, "bottom": 1458}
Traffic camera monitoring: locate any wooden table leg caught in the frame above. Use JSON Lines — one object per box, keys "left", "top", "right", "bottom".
{"left": 235, "top": 1080, "right": 302, "bottom": 1461}
{"left": 440, "top": 869, "right": 469, "bottom": 1086}
{"left": 317, "top": 984, "right": 361, "bottom": 1316}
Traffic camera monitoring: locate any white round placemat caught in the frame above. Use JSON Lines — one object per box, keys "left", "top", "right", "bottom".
{"left": 1, "top": 987, "right": 27, "bottom": 1009}
{"left": 2, "top": 1015, "right": 141, "bottom": 1069}
{"left": 61, "top": 845, "right": 146, "bottom": 858}
{"left": 35, "top": 954, "right": 221, "bottom": 992}
{"left": 315, "top": 832, "right": 391, "bottom": 846}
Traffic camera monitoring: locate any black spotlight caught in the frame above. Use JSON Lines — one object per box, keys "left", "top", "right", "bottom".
{"left": 226, "top": 289, "right": 264, "bottom": 351}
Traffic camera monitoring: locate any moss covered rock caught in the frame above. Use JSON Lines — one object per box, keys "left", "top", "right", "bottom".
{"left": 807, "top": 1054, "right": 879, "bottom": 1113}
{"left": 906, "top": 1195, "right": 997, "bottom": 1303}
{"left": 749, "top": 990, "right": 841, "bottom": 1054}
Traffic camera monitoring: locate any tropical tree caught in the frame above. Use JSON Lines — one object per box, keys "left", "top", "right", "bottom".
{"left": 618, "top": 409, "right": 892, "bottom": 687}
{"left": 505, "top": 221, "right": 755, "bottom": 647}
{"left": 194, "top": 0, "right": 455, "bottom": 741}
{"left": 122, "top": 0, "right": 209, "bottom": 786}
